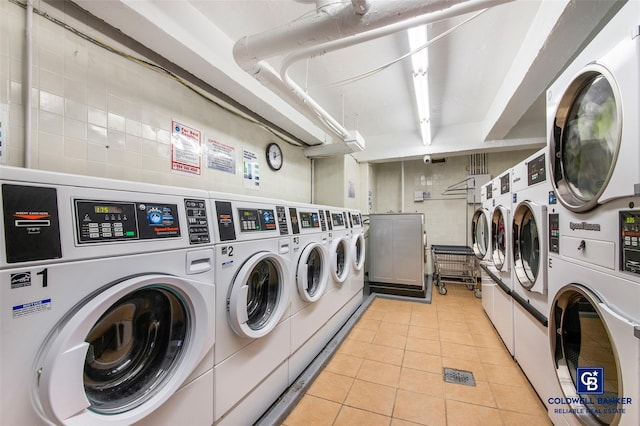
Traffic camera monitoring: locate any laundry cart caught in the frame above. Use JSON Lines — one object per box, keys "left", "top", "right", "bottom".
{"left": 431, "top": 245, "right": 480, "bottom": 297}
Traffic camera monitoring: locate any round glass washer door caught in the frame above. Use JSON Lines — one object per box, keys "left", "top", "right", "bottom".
{"left": 550, "top": 284, "right": 623, "bottom": 425}
{"left": 491, "top": 207, "right": 509, "bottom": 271}
{"left": 296, "top": 242, "right": 329, "bottom": 303}
{"left": 550, "top": 65, "right": 621, "bottom": 212}
{"left": 512, "top": 202, "right": 541, "bottom": 290}
{"left": 228, "top": 251, "right": 290, "bottom": 339}
{"left": 350, "top": 233, "right": 365, "bottom": 271}
{"left": 35, "top": 275, "right": 214, "bottom": 425}
{"left": 330, "top": 237, "right": 352, "bottom": 283}
{"left": 472, "top": 209, "right": 490, "bottom": 260}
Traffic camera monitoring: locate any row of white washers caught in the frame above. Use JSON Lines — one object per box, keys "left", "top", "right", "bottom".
{"left": 472, "top": 2, "right": 640, "bottom": 425}
{"left": 0, "top": 165, "right": 365, "bottom": 426}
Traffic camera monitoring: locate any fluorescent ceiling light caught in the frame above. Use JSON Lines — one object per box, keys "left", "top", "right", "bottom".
{"left": 407, "top": 25, "right": 431, "bottom": 145}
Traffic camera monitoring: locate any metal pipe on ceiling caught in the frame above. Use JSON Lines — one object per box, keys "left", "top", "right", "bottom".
{"left": 233, "top": 0, "right": 514, "bottom": 154}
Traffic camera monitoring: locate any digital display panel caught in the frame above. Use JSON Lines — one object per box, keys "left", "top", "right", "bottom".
{"left": 94, "top": 205, "right": 124, "bottom": 214}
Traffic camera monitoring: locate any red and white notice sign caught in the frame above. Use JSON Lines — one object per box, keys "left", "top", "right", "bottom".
{"left": 171, "top": 120, "right": 201, "bottom": 175}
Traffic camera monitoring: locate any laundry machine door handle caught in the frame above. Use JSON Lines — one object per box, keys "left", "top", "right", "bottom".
{"left": 234, "top": 285, "right": 249, "bottom": 324}
{"left": 40, "top": 342, "right": 91, "bottom": 422}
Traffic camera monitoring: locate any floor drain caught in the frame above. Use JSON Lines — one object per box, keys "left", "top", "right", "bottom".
{"left": 443, "top": 367, "right": 476, "bottom": 386}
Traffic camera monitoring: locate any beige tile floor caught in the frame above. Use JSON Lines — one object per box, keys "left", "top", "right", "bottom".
{"left": 282, "top": 284, "right": 552, "bottom": 426}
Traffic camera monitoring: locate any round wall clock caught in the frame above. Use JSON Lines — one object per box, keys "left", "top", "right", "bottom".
{"left": 266, "top": 142, "right": 283, "bottom": 171}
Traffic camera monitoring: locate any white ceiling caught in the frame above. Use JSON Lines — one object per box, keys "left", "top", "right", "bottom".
{"left": 73, "top": 0, "right": 625, "bottom": 162}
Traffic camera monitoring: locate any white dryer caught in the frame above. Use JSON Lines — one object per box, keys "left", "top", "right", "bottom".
{"left": 547, "top": 255, "right": 639, "bottom": 426}
{"left": 547, "top": 4, "right": 640, "bottom": 214}
{"left": 0, "top": 167, "right": 215, "bottom": 426}
{"left": 475, "top": 181, "right": 495, "bottom": 321}
{"left": 287, "top": 203, "right": 332, "bottom": 384}
{"left": 472, "top": 182, "right": 493, "bottom": 264}
{"left": 510, "top": 149, "right": 555, "bottom": 405}
{"left": 486, "top": 170, "right": 515, "bottom": 356}
{"left": 546, "top": 0, "right": 640, "bottom": 286}
{"left": 210, "top": 193, "right": 292, "bottom": 425}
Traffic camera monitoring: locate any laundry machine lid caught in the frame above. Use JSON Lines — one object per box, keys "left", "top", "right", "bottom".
{"left": 550, "top": 284, "right": 634, "bottom": 426}
{"left": 297, "top": 242, "right": 329, "bottom": 302}
{"left": 472, "top": 208, "right": 490, "bottom": 260}
{"left": 35, "top": 274, "right": 214, "bottom": 425}
{"left": 550, "top": 64, "right": 621, "bottom": 212}
{"left": 228, "top": 251, "right": 290, "bottom": 338}
{"left": 351, "top": 233, "right": 365, "bottom": 271}
{"left": 330, "top": 237, "right": 352, "bottom": 283}
{"left": 512, "top": 201, "right": 546, "bottom": 290}
{"left": 491, "top": 206, "right": 509, "bottom": 271}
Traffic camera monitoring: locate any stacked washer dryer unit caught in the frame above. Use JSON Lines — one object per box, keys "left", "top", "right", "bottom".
{"left": 347, "top": 209, "right": 366, "bottom": 301}
{"left": 487, "top": 170, "right": 515, "bottom": 355}
{"left": 210, "top": 193, "right": 292, "bottom": 425}
{"left": 510, "top": 148, "right": 558, "bottom": 409}
{"left": 545, "top": 3, "right": 640, "bottom": 424}
{"left": 0, "top": 167, "right": 215, "bottom": 426}
{"left": 287, "top": 202, "right": 333, "bottom": 384}
{"left": 473, "top": 181, "right": 494, "bottom": 321}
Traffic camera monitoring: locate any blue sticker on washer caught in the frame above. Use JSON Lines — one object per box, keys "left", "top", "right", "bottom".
{"left": 12, "top": 298, "right": 51, "bottom": 318}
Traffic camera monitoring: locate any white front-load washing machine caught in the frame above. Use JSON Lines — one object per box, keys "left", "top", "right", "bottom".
{"left": 486, "top": 170, "right": 515, "bottom": 356}
{"left": 510, "top": 149, "right": 557, "bottom": 410}
{"left": 210, "top": 193, "right": 292, "bottom": 425}
{"left": 324, "top": 207, "right": 353, "bottom": 305}
{"left": 0, "top": 166, "right": 215, "bottom": 426}
{"left": 547, "top": 255, "right": 639, "bottom": 426}
{"left": 287, "top": 202, "right": 332, "bottom": 384}
{"left": 347, "top": 209, "right": 366, "bottom": 299}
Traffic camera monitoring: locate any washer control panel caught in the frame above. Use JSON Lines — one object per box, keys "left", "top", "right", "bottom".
{"left": 527, "top": 152, "right": 546, "bottom": 186}
{"left": 75, "top": 200, "right": 184, "bottom": 243}
{"left": 238, "top": 208, "right": 277, "bottom": 232}
{"left": 331, "top": 212, "right": 345, "bottom": 229}
{"left": 620, "top": 210, "right": 640, "bottom": 276}
{"left": 300, "top": 211, "right": 320, "bottom": 229}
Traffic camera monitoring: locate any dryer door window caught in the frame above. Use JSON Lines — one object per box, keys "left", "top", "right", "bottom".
{"left": 472, "top": 209, "right": 489, "bottom": 260}
{"left": 297, "top": 243, "right": 328, "bottom": 302}
{"left": 513, "top": 204, "right": 540, "bottom": 289}
{"left": 551, "top": 68, "right": 621, "bottom": 211}
{"left": 229, "top": 252, "right": 290, "bottom": 338}
{"left": 491, "top": 208, "right": 508, "bottom": 270}
{"left": 551, "top": 285, "right": 622, "bottom": 425}
{"left": 84, "top": 287, "right": 187, "bottom": 414}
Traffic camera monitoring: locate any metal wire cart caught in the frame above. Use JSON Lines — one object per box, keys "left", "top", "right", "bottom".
{"left": 431, "top": 245, "right": 480, "bottom": 297}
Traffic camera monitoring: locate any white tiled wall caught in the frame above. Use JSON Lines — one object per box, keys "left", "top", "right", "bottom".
{"left": 313, "top": 154, "right": 367, "bottom": 209}
{"left": 1, "top": 0, "right": 311, "bottom": 201}
{"left": 372, "top": 150, "right": 537, "bottom": 246}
